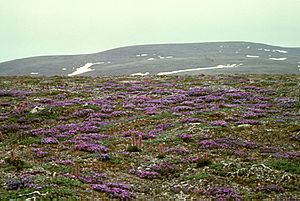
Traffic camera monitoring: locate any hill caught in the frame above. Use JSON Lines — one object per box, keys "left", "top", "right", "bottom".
{"left": 1, "top": 42, "right": 300, "bottom": 76}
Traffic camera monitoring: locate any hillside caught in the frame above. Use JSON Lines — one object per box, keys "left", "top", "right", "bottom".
{"left": 0, "top": 42, "right": 300, "bottom": 76}
{"left": 0, "top": 75, "right": 299, "bottom": 200}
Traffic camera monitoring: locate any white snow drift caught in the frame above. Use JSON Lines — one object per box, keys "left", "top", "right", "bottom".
{"left": 273, "top": 49, "right": 288, "bottom": 54}
{"left": 131, "top": 72, "right": 150, "bottom": 76}
{"left": 269, "top": 58, "right": 287, "bottom": 61}
{"left": 246, "top": 55, "right": 259, "bottom": 58}
{"left": 68, "top": 62, "right": 103, "bottom": 76}
{"left": 157, "top": 64, "right": 242, "bottom": 75}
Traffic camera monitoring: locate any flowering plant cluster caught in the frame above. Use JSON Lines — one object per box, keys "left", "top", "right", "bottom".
{"left": 91, "top": 183, "right": 135, "bottom": 200}
{"left": 1, "top": 75, "right": 299, "bottom": 199}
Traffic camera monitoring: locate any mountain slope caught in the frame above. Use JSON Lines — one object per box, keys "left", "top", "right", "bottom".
{"left": 0, "top": 42, "right": 300, "bottom": 76}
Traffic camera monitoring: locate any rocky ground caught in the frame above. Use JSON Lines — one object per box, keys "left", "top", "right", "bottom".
{"left": 0, "top": 74, "right": 299, "bottom": 200}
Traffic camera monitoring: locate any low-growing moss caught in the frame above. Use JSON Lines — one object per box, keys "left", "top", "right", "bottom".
{"left": 110, "top": 155, "right": 123, "bottom": 164}
{"left": 41, "top": 176, "right": 83, "bottom": 187}
{"left": 149, "top": 112, "right": 175, "bottom": 120}
{"left": 267, "top": 159, "right": 300, "bottom": 174}
{"left": 180, "top": 172, "right": 209, "bottom": 181}
{"left": 41, "top": 164, "right": 72, "bottom": 174}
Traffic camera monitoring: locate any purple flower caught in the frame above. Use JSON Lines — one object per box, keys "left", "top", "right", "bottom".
{"left": 155, "top": 123, "right": 174, "bottom": 131}
{"left": 256, "top": 184, "right": 284, "bottom": 193}
{"left": 106, "top": 182, "right": 131, "bottom": 190}
{"left": 275, "top": 97, "right": 297, "bottom": 108}
{"left": 72, "top": 133, "right": 110, "bottom": 142}
{"left": 204, "top": 95, "right": 225, "bottom": 102}
{"left": 0, "top": 90, "right": 32, "bottom": 97}
{"left": 109, "top": 187, "right": 135, "bottom": 200}
{"left": 77, "top": 173, "right": 106, "bottom": 184}
{"left": 89, "top": 113, "right": 109, "bottom": 118}
{"left": 112, "top": 111, "right": 127, "bottom": 116}
{"left": 186, "top": 87, "right": 211, "bottom": 96}
{"left": 91, "top": 183, "right": 135, "bottom": 200}
{"left": 273, "top": 151, "right": 300, "bottom": 159}
{"left": 198, "top": 140, "right": 228, "bottom": 149}
{"left": 207, "top": 187, "right": 241, "bottom": 200}
{"left": 150, "top": 161, "right": 176, "bottom": 175}
{"left": 210, "top": 120, "right": 227, "bottom": 127}
{"left": 1, "top": 124, "right": 29, "bottom": 132}
{"left": 99, "top": 153, "right": 110, "bottom": 161}
{"left": 144, "top": 107, "right": 160, "bottom": 115}
{"left": 55, "top": 159, "right": 74, "bottom": 165}
{"left": 215, "top": 137, "right": 258, "bottom": 149}
{"left": 234, "top": 150, "right": 245, "bottom": 157}
{"left": 235, "top": 119, "right": 260, "bottom": 125}
{"left": 41, "top": 137, "right": 58, "bottom": 144}
{"left": 123, "top": 103, "right": 135, "bottom": 109}
{"left": 5, "top": 174, "right": 40, "bottom": 190}
{"left": 180, "top": 118, "right": 204, "bottom": 124}
{"left": 5, "top": 179, "right": 25, "bottom": 190}
{"left": 71, "top": 109, "right": 94, "bottom": 117}
{"left": 32, "top": 148, "right": 49, "bottom": 158}
{"left": 242, "top": 111, "right": 265, "bottom": 119}
{"left": 171, "top": 106, "right": 194, "bottom": 112}
{"left": 181, "top": 101, "right": 195, "bottom": 106}
{"left": 128, "top": 169, "right": 159, "bottom": 179}
{"left": 259, "top": 146, "right": 279, "bottom": 153}
{"left": 75, "top": 142, "right": 108, "bottom": 153}
{"left": 177, "top": 133, "right": 193, "bottom": 142}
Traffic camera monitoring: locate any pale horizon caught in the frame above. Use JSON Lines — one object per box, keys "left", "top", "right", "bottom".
{"left": 1, "top": 0, "right": 300, "bottom": 62}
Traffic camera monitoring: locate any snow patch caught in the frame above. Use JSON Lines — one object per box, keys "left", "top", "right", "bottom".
{"left": 269, "top": 58, "right": 287, "bottom": 61}
{"left": 157, "top": 64, "right": 243, "bottom": 75}
{"left": 30, "top": 72, "right": 39, "bottom": 75}
{"left": 246, "top": 55, "right": 259, "bottom": 58}
{"left": 68, "top": 62, "right": 103, "bottom": 76}
{"left": 136, "top": 54, "right": 141, "bottom": 57}
{"left": 131, "top": 72, "right": 150, "bottom": 76}
{"left": 147, "top": 58, "right": 155, "bottom": 61}
{"left": 141, "top": 54, "right": 148, "bottom": 57}
{"left": 272, "top": 49, "right": 288, "bottom": 54}
{"left": 247, "top": 46, "right": 250, "bottom": 49}
{"left": 62, "top": 68, "right": 66, "bottom": 71}
{"left": 158, "top": 55, "right": 173, "bottom": 59}
{"left": 264, "top": 49, "right": 271, "bottom": 52}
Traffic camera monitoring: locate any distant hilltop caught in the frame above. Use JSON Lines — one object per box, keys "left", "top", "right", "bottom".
{"left": 0, "top": 41, "right": 300, "bottom": 76}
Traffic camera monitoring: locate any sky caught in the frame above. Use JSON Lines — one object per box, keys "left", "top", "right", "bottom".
{"left": 1, "top": 0, "right": 300, "bottom": 62}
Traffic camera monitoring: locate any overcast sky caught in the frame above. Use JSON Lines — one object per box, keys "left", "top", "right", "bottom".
{"left": 1, "top": 0, "right": 300, "bottom": 62}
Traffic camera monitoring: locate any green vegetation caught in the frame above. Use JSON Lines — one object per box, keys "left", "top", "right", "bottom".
{"left": 0, "top": 75, "right": 299, "bottom": 200}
